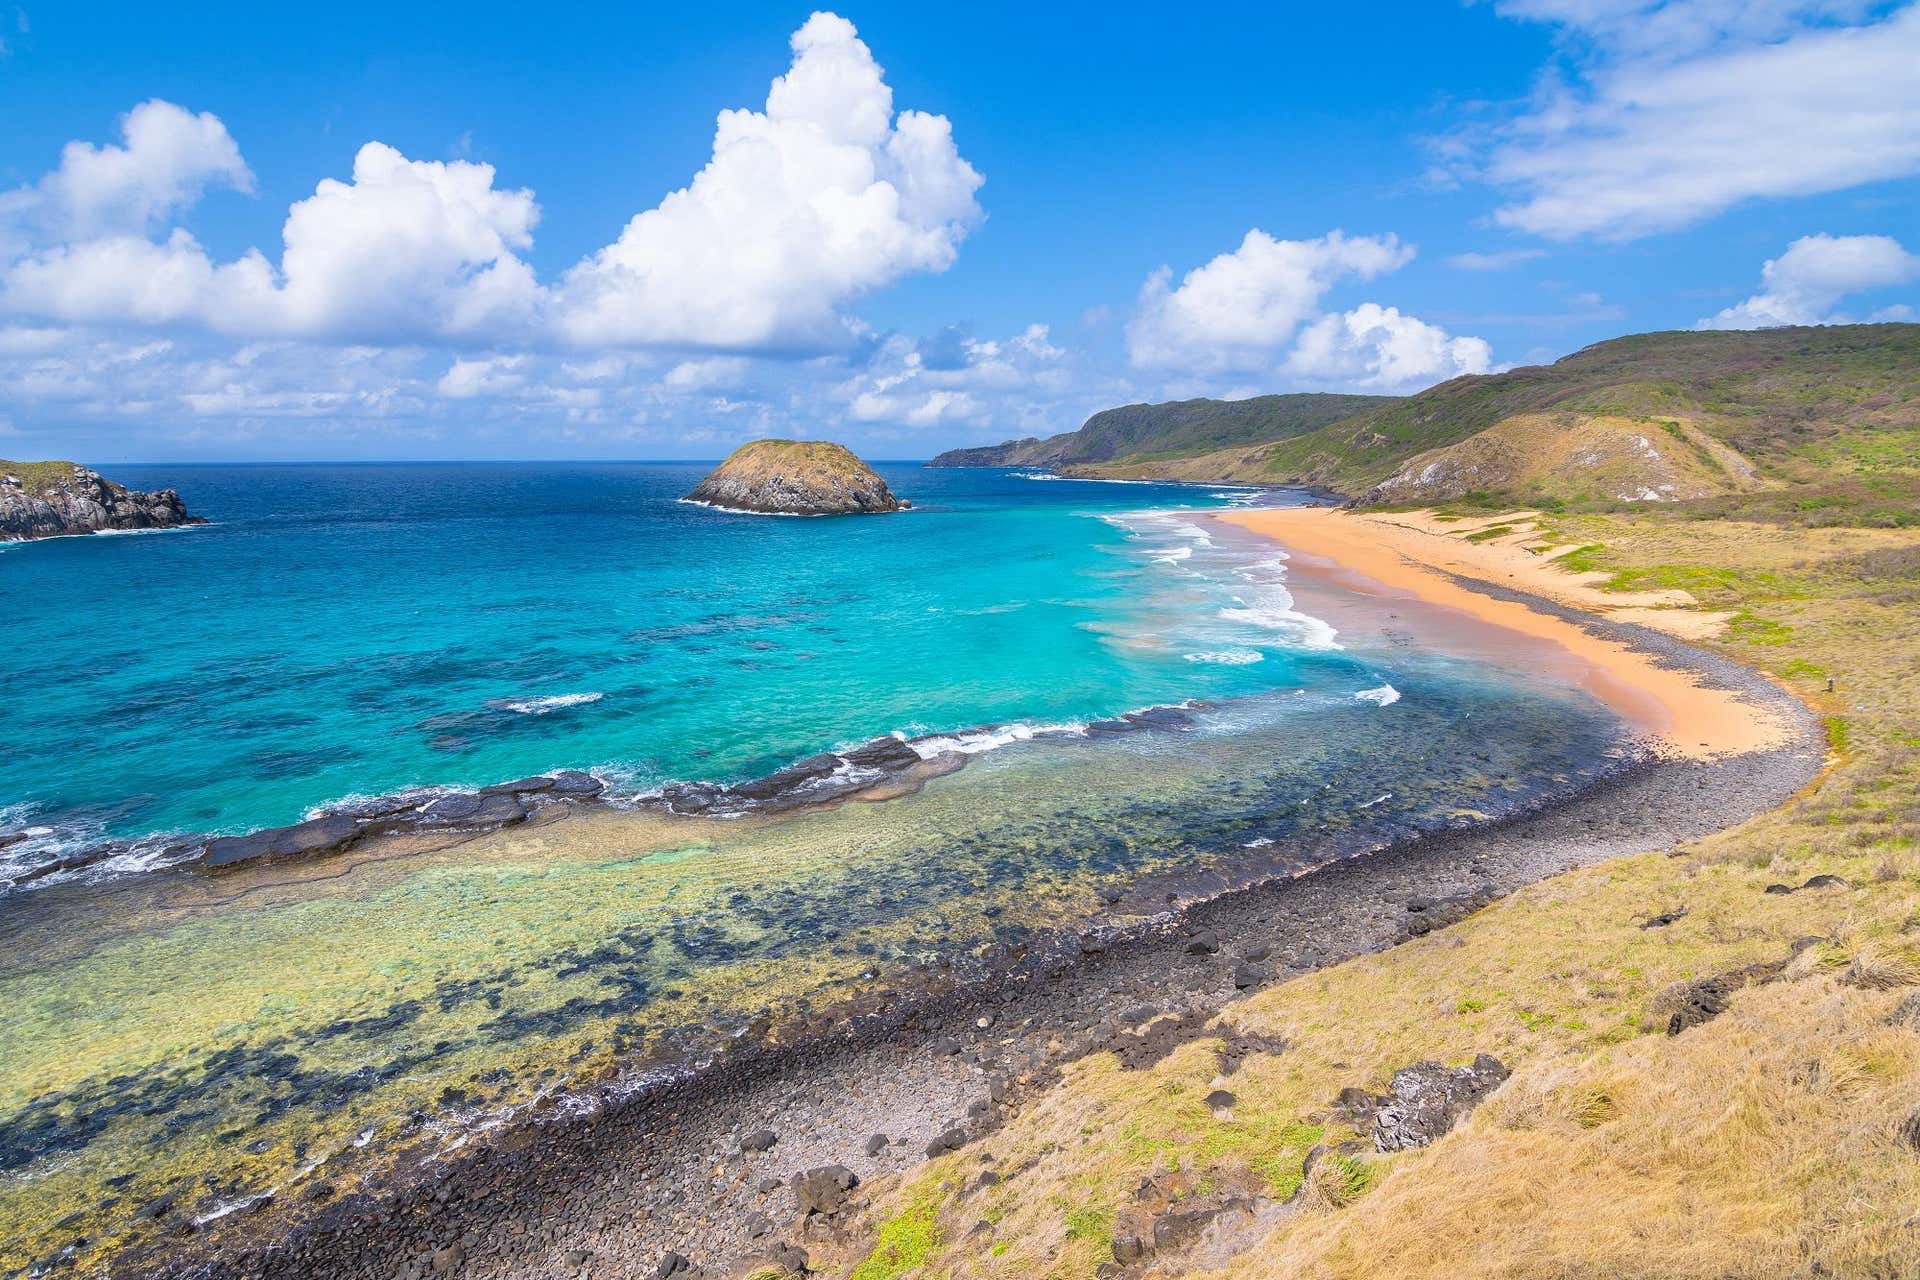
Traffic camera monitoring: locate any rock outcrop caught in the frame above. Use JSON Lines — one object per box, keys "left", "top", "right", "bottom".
{"left": 0, "top": 461, "right": 203, "bottom": 541}
{"left": 686, "top": 440, "right": 906, "bottom": 515}
{"left": 1339, "top": 1053, "right": 1511, "bottom": 1152}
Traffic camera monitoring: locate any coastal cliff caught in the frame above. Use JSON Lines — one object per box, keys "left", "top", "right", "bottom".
{"left": 687, "top": 439, "right": 907, "bottom": 515}
{"left": 0, "top": 461, "right": 202, "bottom": 542}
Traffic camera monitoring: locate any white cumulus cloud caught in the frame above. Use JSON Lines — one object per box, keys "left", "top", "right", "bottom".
{"left": 0, "top": 13, "right": 980, "bottom": 355}
{"left": 1125, "top": 230, "right": 1491, "bottom": 391}
{"left": 1699, "top": 233, "right": 1920, "bottom": 328}
{"left": 3, "top": 136, "right": 546, "bottom": 342}
{"left": 1287, "top": 304, "right": 1495, "bottom": 390}
{"left": 1127, "top": 230, "right": 1413, "bottom": 373}
{"left": 0, "top": 99, "right": 252, "bottom": 250}
{"left": 1480, "top": 3, "right": 1920, "bottom": 239}
{"left": 553, "top": 11, "right": 983, "bottom": 351}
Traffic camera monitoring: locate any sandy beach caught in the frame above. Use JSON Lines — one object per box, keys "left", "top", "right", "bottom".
{"left": 1221, "top": 506, "right": 1795, "bottom": 760}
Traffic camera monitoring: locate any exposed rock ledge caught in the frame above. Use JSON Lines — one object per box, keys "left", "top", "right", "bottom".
{"left": 0, "top": 460, "right": 203, "bottom": 542}
{"left": 686, "top": 440, "right": 907, "bottom": 515}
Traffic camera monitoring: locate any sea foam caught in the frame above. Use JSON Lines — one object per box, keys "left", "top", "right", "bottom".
{"left": 1185, "top": 649, "right": 1265, "bottom": 665}
{"left": 496, "top": 692, "right": 606, "bottom": 715}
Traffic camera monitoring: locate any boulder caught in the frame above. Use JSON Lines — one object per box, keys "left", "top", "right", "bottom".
{"left": 1185, "top": 930, "right": 1221, "bottom": 955}
{"left": 791, "top": 1165, "right": 859, "bottom": 1216}
{"left": 924, "top": 1126, "right": 969, "bottom": 1158}
{"left": 1232, "top": 960, "right": 1273, "bottom": 989}
{"left": 546, "top": 770, "right": 606, "bottom": 797}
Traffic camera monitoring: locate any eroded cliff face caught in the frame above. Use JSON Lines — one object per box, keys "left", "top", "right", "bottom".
{"left": 0, "top": 462, "right": 204, "bottom": 541}
{"left": 686, "top": 440, "right": 907, "bottom": 515}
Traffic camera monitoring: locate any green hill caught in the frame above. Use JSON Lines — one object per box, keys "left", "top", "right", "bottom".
{"left": 928, "top": 393, "right": 1395, "bottom": 469}
{"left": 1038, "top": 325, "right": 1920, "bottom": 523}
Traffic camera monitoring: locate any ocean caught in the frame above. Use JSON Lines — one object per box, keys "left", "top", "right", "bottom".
{"left": 0, "top": 462, "right": 1631, "bottom": 1269}
{"left": 8, "top": 462, "right": 1369, "bottom": 875}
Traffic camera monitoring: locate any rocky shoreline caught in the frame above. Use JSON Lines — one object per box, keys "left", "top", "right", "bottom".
{"left": 0, "top": 462, "right": 202, "bottom": 542}
{"left": 1, "top": 706, "right": 1211, "bottom": 890}
{"left": 121, "top": 589, "right": 1821, "bottom": 1280}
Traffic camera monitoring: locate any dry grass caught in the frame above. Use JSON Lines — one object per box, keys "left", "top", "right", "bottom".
{"left": 833, "top": 515, "right": 1920, "bottom": 1280}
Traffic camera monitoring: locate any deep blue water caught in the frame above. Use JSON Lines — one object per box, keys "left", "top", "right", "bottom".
{"left": 2, "top": 463, "right": 1394, "bottom": 862}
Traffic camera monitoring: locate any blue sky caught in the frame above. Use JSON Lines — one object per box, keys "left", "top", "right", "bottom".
{"left": 0, "top": 1, "right": 1915, "bottom": 461}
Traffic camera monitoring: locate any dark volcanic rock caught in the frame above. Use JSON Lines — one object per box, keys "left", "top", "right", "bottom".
{"left": 924, "top": 1126, "right": 968, "bottom": 1157}
{"left": 1665, "top": 976, "right": 1731, "bottom": 1035}
{"left": 1370, "top": 1054, "right": 1509, "bottom": 1151}
{"left": 480, "top": 775, "right": 556, "bottom": 796}
{"left": 1232, "top": 960, "right": 1274, "bottom": 989}
{"left": 546, "top": 770, "right": 606, "bottom": 797}
{"left": 652, "top": 734, "right": 924, "bottom": 816}
{"left": 791, "top": 1166, "right": 859, "bottom": 1216}
{"left": 0, "top": 461, "right": 204, "bottom": 541}
{"left": 202, "top": 815, "right": 362, "bottom": 868}
{"left": 421, "top": 792, "right": 528, "bottom": 827}
{"left": 686, "top": 440, "right": 906, "bottom": 516}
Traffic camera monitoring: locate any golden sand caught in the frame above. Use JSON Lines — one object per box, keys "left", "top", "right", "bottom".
{"left": 1222, "top": 506, "right": 1792, "bottom": 759}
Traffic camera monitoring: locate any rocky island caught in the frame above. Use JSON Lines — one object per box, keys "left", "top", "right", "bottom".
{"left": 686, "top": 439, "right": 907, "bottom": 515}
{"left": 0, "top": 460, "right": 203, "bottom": 541}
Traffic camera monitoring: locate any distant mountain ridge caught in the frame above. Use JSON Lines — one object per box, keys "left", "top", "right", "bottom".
{"left": 934, "top": 325, "right": 1920, "bottom": 519}
{"left": 928, "top": 393, "right": 1395, "bottom": 470}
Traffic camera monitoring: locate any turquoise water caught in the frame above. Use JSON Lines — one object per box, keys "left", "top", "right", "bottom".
{"left": 0, "top": 462, "right": 1637, "bottom": 1272}
{"left": 2, "top": 464, "right": 1382, "bottom": 871}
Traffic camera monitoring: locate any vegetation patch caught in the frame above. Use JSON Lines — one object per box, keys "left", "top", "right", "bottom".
{"left": 850, "top": 1183, "right": 945, "bottom": 1280}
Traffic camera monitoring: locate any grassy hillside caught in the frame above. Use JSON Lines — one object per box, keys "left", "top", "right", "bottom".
{"left": 811, "top": 328, "right": 1920, "bottom": 1279}
{"left": 929, "top": 394, "right": 1394, "bottom": 469}
{"left": 1074, "top": 325, "right": 1920, "bottom": 522}
{"left": 0, "top": 460, "right": 83, "bottom": 495}
{"left": 826, "top": 506, "right": 1920, "bottom": 1280}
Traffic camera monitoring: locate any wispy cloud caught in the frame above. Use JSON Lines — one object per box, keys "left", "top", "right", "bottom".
{"left": 1446, "top": 248, "right": 1547, "bottom": 271}
{"left": 1462, "top": 2, "right": 1920, "bottom": 239}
